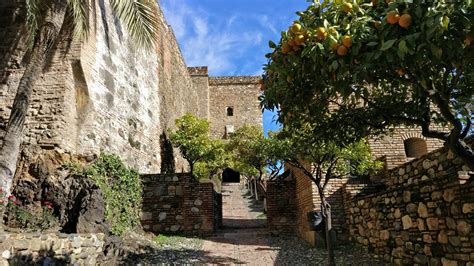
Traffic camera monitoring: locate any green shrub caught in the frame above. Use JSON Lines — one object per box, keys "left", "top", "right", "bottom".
{"left": 73, "top": 154, "right": 142, "bottom": 236}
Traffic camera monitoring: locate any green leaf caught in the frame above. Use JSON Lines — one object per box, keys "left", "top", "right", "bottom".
{"left": 367, "top": 42, "right": 378, "bottom": 47}
{"left": 397, "top": 40, "right": 409, "bottom": 59}
{"left": 269, "top": 40, "right": 277, "bottom": 49}
{"left": 380, "top": 39, "right": 397, "bottom": 51}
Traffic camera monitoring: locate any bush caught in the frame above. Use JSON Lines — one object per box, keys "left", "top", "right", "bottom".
{"left": 82, "top": 154, "right": 142, "bottom": 236}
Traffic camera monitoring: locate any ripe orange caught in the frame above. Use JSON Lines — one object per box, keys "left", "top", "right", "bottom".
{"left": 281, "top": 43, "right": 291, "bottom": 54}
{"left": 342, "top": 35, "right": 352, "bottom": 48}
{"left": 316, "top": 27, "right": 327, "bottom": 41}
{"left": 290, "top": 23, "right": 302, "bottom": 34}
{"left": 295, "top": 34, "right": 306, "bottom": 45}
{"left": 397, "top": 68, "right": 405, "bottom": 76}
{"left": 465, "top": 33, "right": 473, "bottom": 47}
{"left": 386, "top": 11, "right": 400, "bottom": 25}
{"left": 398, "top": 14, "right": 412, "bottom": 28}
{"left": 342, "top": 2, "right": 353, "bottom": 13}
{"left": 331, "top": 42, "right": 340, "bottom": 52}
{"left": 337, "top": 45, "right": 348, "bottom": 56}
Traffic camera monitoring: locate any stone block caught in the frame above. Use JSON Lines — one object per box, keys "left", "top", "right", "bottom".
{"left": 438, "top": 230, "right": 448, "bottom": 244}
{"left": 176, "top": 186, "right": 183, "bottom": 196}
{"left": 403, "top": 191, "right": 411, "bottom": 202}
{"left": 456, "top": 220, "right": 471, "bottom": 236}
{"left": 441, "top": 258, "right": 458, "bottom": 266}
{"left": 194, "top": 199, "right": 203, "bottom": 206}
{"left": 170, "top": 225, "right": 180, "bottom": 232}
{"left": 191, "top": 207, "right": 200, "bottom": 213}
{"left": 462, "top": 203, "right": 474, "bottom": 214}
{"left": 443, "top": 189, "right": 455, "bottom": 202}
{"left": 418, "top": 203, "right": 428, "bottom": 218}
{"left": 402, "top": 215, "right": 412, "bottom": 229}
{"left": 426, "top": 218, "right": 439, "bottom": 231}
{"left": 13, "top": 240, "right": 29, "bottom": 250}
{"left": 406, "top": 203, "right": 417, "bottom": 213}
{"left": 159, "top": 212, "right": 167, "bottom": 221}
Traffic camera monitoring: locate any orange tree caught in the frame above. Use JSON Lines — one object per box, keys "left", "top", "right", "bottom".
{"left": 260, "top": 0, "right": 474, "bottom": 169}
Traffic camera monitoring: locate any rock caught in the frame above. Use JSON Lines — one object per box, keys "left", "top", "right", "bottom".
{"left": 402, "top": 215, "right": 412, "bottom": 230}
{"left": 423, "top": 245, "right": 432, "bottom": 256}
{"left": 191, "top": 207, "right": 199, "bottom": 213}
{"left": 380, "top": 230, "right": 390, "bottom": 241}
{"left": 448, "top": 236, "right": 461, "bottom": 246}
{"left": 194, "top": 199, "right": 203, "bottom": 206}
{"left": 406, "top": 203, "right": 417, "bottom": 213}
{"left": 77, "top": 189, "right": 108, "bottom": 234}
{"left": 462, "top": 203, "right": 474, "bottom": 214}
{"left": 417, "top": 218, "right": 425, "bottom": 231}
{"left": 1, "top": 251, "right": 10, "bottom": 259}
{"left": 141, "top": 212, "right": 152, "bottom": 220}
{"left": 438, "top": 230, "right": 448, "bottom": 244}
{"left": 426, "top": 218, "right": 439, "bottom": 230}
{"left": 443, "top": 189, "right": 455, "bottom": 202}
{"left": 422, "top": 234, "right": 432, "bottom": 243}
{"left": 446, "top": 218, "right": 456, "bottom": 229}
{"left": 441, "top": 258, "right": 458, "bottom": 266}
{"left": 414, "top": 255, "right": 428, "bottom": 265}
{"left": 431, "top": 191, "right": 442, "bottom": 200}
{"left": 158, "top": 212, "right": 167, "bottom": 221}
{"left": 170, "top": 225, "right": 180, "bottom": 232}
{"left": 403, "top": 191, "right": 411, "bottom": 202}
{"left": 394, "top": 209, "right": 401, "bottom": 219}
{"left": 175, "top": 186, "right": 183, "bottom": 196}
{"left": 13, "top": 240, "right": 29, "bottom": 250}
{"left": 417, "top": 203, "right": 428, "bottom": 218}
{"left": 456, "top": 221, "right": 471, "bottom": 236}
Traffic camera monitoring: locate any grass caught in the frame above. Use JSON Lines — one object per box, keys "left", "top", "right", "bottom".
{"left": 154, "top": 234, "right": 203, "bottom": 250}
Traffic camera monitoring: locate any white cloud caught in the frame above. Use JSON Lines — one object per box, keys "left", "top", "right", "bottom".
{"left": 160, "top": 0, "right": 264, "bottom": 76}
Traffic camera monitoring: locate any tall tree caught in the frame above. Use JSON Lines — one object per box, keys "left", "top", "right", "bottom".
{"left": 227, "top": 125, "right": 267, "bottom": 181}
{"left": 272, "top": 122, "right": 381, "bottom": 266}
{"left": 261, "top": 0, "right": 474, "bottom": 169}
{"left": 170, "top": 113, "right": 223, "bottom": 177}
{"left": 0, "top": 0, "right": 159, "bottom": 198}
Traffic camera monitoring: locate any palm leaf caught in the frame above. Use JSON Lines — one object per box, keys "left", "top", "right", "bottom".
{"left": 108, "top": 0, "right": 159, "bottom": 50}
{"left": 25, "top": 0, "right": 43, "bottom": 49}
{"left": 68, "top": 0, "right": 89, "bottom": 40}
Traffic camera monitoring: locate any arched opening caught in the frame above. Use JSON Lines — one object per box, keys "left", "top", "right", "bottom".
{"left": 226, "top": 107, "right": 233, "bottom": 116}
{"left": 222, "top": 168, "right": 240, "bottom": 183}
{"left": 404, "top": 138, "right": 428, "bottom": 158}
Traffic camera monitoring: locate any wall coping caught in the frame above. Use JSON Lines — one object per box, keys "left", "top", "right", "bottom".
{"left": 209, "top": 76, "right": 260, "bottom": 85}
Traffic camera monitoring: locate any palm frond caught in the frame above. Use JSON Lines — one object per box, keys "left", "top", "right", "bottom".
{"left": 68, "top": 0, "right": 90, "bottom": 40}
{"left": 25, "top": 0, "right": 43, "bottom": 49}
{"left": 108, "top": 0, "right": 159, "bottom": 50}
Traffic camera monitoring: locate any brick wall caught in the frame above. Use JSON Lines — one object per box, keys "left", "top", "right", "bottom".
{"left": 141, "top": 173, "right": 220, "bottom": 235}
{"left": 345, "top": 141, "right": 473, "bottom": 265}
{"left": 368, "top": 127, "right": 444, "bottom": 170}
{"left": 266, "top": 180, "right": 296, "bottom": 233}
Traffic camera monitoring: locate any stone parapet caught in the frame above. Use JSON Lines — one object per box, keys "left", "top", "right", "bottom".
{"left": 209, "top": 76, "right": 260, "bottom": 86}
{"left": 0, "top": 233, "right": 105, "bottom": 265}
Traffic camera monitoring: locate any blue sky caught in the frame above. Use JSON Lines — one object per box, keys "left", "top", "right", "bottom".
{"left": 160, "top": 0, "right": 310, "bottom": 135}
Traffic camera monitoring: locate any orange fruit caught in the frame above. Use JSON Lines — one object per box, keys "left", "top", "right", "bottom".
{"left": 290, "top": 23, "right": 302, "bottom": 34}
{"left": 342, "top": 35, "right": 352, "bottom": 48}
{"left": 342, "top": 2, "right": 353, "bottom": 13}
{"left": 281, "top": 43, "right": 291, "bottom": 54}
{"left": 316, "top": 27, "right": 328, "bottom": 41}
{"left": 398, "top": 14, "right": 412, "bottom": 28}
{"left": 287, "top": 76, "right": 293, "bottom": 83}
{"left": 337, "top": 45, "right": 348, "bottom": 56}
{"left": 294, "top": 34, "right": 306, "bottom": 45}
{"left": 465, "top": 33, "right": 473, "bottom": 47}
{"left": 331, "top": 42, "right": 340, "bottom": 51}
{"left": 386, "top": 11, "right": 400, "bottom": 25}
{"left": 397, "top": 68, "right": 405, "bottom": 76}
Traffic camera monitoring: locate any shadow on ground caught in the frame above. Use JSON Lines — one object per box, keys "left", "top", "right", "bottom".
{"left": 119, "top": 245, "right": 245, "bottom": 265}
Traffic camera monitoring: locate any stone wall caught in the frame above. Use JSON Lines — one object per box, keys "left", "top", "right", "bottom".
{"left": 346, "top": 143, "right": 473, "bottom": 265}
{"left": 0, "top": 232, "right": 105, "bottom": 265}
{"left": 0, "top": 1, "right": 203, "bottom": 174}
{"left": 209, "top": 76, "right": 262, "bottom": 139}
{"left": 141, "top": 174, "right": 220, "bottom": 235}
{"left": 189, "top": 67, "right": 210, "bottom": 120}
{"left": 266, "top": 180, "right": 296, "bottom": 233}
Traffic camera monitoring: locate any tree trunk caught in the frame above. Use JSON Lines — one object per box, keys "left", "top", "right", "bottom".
{"left": 447, "top": 139, "right": 474, "bottom": 171}
{"left": 0, "top": 1, "right": 67, "bottom": 201}
{"left": 322, "top": 200, "right": 335, "bottom": 266}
